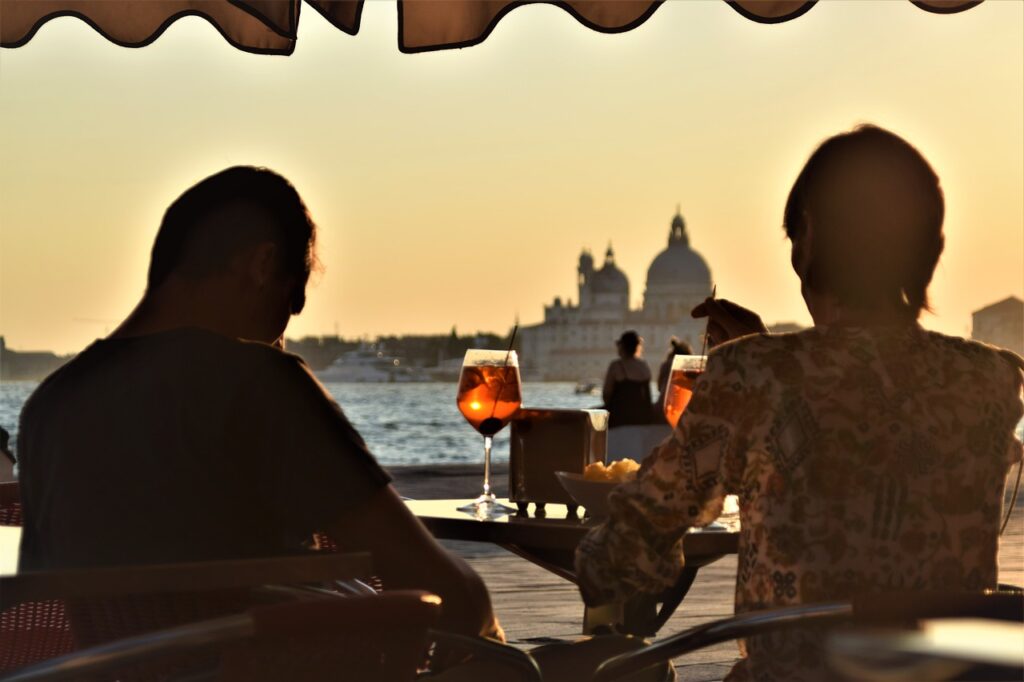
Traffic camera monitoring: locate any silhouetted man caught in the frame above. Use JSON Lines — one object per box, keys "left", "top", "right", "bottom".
{"left": 17, "top": 166, "right": 500, "bottom": 639}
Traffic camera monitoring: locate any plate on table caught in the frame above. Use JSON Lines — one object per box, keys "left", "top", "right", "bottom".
{"left": 554, "top": 471, "right": 619, "bottom": 517}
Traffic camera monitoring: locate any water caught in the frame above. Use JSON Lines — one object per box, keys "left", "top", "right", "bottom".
{"left": 0, "top": 381, "right": 601, "bottom": 466}
{"left": 7, "top": 380, "right": 1021, "bottom": 466}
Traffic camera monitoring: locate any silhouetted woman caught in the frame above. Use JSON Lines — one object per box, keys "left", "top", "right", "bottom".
{"left": 578, "top": 125, "right": 1023, "bottom": 681}
{"left": 602, "top": 330, "right": 653, "bottom": 428}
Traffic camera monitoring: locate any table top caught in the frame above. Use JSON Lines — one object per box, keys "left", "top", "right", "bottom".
{"left": 828, "top": 618, "right": 1024, "bottom": 680}
{"left": 408, "top": 498, "right": 739, "bottom": 558}
{"left": 0, "top": 526, "right": 19, "bottom": 575}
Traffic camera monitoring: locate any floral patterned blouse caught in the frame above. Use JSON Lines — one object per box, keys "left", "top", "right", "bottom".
{"left": 576, "top": 325, "right": 1023, "bottom": 681}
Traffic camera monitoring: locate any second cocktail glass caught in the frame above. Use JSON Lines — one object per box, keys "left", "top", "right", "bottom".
{"left": 663, "top": 354, "right": 706, "bottom": 429}
{"left": 456, "top": 349, "right": 522, "bottom": 518}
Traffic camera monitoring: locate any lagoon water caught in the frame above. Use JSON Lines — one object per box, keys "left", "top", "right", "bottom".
{"left": 0, "top": 381, "right": 601, "bottom": 466}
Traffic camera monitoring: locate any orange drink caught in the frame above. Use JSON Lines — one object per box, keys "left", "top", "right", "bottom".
{"left": 455, "top": 349, "right": 522, "bottom": 518}
{"left": 457, "top": 364, "right": 522, "bottom": 435}
{"left": 664, "top": 355, "right": 705, "bottom": 428}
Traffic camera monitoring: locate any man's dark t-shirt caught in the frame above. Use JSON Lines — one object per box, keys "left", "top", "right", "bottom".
{"left": 17, "top": 328, "right": 391, "bottom": 572}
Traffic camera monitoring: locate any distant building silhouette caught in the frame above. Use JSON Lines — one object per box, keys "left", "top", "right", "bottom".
{"left": 0, "top": 336, "right": 70, "bottom": 381}
{"left": 971, "top": 296, "right": 1023, "bottom": 356}
{"left": 520, "top": 210, "right": 712, "bottom": 381}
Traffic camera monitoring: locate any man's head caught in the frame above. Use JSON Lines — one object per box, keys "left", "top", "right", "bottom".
{"left": 784, "top": 124, "right": 945, "bottom": 321}
{"left": 147, "top": 167, "right": 318, "bottom": 343}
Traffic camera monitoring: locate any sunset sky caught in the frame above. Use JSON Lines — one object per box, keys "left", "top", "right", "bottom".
{"left": 1, "top": 0, "right": 1021, "bottom": 355}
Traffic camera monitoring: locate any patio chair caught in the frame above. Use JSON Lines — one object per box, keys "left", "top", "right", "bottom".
{"left": 0, "top": 552, "right": 374, "bottom": 681}
{"left": 0, "top": 482, "right": 76, "bottom": 672}
{"left": 1, "top": 589, "right": 443, "bottom": 682}
{"left": 590, "top": 590, "right": 1023, "bottom": 682}
{"left": 0, "top": 481, "right": 21, "bottom": 525}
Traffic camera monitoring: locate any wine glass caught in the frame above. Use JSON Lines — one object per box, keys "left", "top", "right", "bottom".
{"left": 456, "top": 349, "right": 522, "bottom": 518}
{"left": 663, "top": 354, "right": 705, "bottom": 429}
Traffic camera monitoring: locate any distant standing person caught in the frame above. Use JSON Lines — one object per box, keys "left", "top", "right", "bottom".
{"left": 602, "top": 330, "right": 653, "bottom": 428}
{"left": 654, "top": 337, "right": 693, "bottom": 421}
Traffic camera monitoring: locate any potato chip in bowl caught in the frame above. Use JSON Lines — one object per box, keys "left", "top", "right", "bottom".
{"left": 559, "top": 459, "right": 641, "bottom": 517}
{"left": 584, "top": 459, "right": 640, "bottom": 483}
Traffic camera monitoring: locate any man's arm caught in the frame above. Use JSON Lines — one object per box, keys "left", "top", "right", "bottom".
{"left": 322, "top": 484, "right": 502, "bottom": 641}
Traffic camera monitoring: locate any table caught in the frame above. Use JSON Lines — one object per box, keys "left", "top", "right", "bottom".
{"left": 408, "top": 498, "right": 739, "bottom": 633}
{"left": 0, "top": 525, "right": 19, "bottom": 575}
{"left": 828, "top": 619, "right": 1024, "bottom": 681}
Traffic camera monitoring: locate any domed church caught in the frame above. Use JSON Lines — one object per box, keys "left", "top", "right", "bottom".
{"left": 520, "top": 210, "right": 713, "bottom": 381}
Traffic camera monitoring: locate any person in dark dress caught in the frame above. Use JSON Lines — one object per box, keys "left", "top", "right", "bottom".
{"left": 602, "top": 330, "right": 653, "bottom": 428}
{"left": 16, "top": 166, "right": 501, "bottom": 641}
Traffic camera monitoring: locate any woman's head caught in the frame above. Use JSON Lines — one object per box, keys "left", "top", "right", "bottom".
{"left": 617, "top": 330, "right": 642, "bottom": 358}
{"left": 670, "top": 337, "right": 694, "bottom": 356}
{"left": 784, "top": 125, "right": 944, "bottom": 321}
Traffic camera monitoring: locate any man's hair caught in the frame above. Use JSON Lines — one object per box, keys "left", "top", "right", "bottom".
{"left": 783, "top": 124, "right": 944, "bottom": 318}
{"left": 147, "top": 167, "right": 318, "bottom": 310}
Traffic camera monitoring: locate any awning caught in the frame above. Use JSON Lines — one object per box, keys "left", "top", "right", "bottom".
{"left": 0, "top": 0, "right": 985, "bottom": 55}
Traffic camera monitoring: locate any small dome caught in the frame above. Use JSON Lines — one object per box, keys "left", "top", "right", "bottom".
{"left": 591, "top": 244, "right": 629, "bottom": 294}
{"left": 591, "top": 263, "right": 629, "bottom": 293}
{"left": 646, "top": 211, "right": 711, "bottom": 288}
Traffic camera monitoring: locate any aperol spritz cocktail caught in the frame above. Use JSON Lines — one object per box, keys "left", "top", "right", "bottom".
{"left": 456, "top": 349, "right": 522, "bottom": 517}
{"left": 663, "top": 355, "right": 705, "bottom": 429}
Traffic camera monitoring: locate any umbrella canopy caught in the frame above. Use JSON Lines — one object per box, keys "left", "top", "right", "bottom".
{"left": 1, "top": 0, "right": 984, "bottom": 55}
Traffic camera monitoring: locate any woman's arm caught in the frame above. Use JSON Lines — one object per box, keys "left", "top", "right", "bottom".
{"left": 691, "top": 297, "right": 769, "bottom": 347}
{"left": 577, "top": 349, "right": 750, "bottom": 606}
{"left": 602, "top": 360, "right": 622, "bottom": 406}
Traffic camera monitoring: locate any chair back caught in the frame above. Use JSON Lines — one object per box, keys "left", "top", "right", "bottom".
{"left": 0, "top": 482, "right": 21, "bottom": 526}
{"left": 2, "top": 590, "right": 441, "bottom": 682}
{"left": 1, "top": 553, "right": 372, "bottom": 680}
{"left": 220, "top": 591, "right": 441, "bottom": 682}
{"left": 0, "top": 483, "right": 74, "bottom": 673}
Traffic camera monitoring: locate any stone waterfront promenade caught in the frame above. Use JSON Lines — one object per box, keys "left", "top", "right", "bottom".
{"left": 389, "top": 463, "right": 1024, "bottom": 682}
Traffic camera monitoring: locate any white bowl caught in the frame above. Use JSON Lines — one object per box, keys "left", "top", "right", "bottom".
{"left": 554, "top": 471, "right": 619, "bottom": 517}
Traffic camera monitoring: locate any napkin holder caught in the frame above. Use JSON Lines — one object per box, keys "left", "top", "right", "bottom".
{"left": 509, "top": 408, "right": 608, "bottom": 512}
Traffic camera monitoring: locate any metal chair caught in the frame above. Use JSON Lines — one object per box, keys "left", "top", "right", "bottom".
{"left": 0, "top": 552, "right": 374, "bottom": 681}
{"left": 0, "top": 481, "right": 21, "bottom": 526}
{"left": 0, "top": 482, "right": 76, "bottom": 673}
{"left": 591, "top": 590, "right": 1023, "bottom": 682}
{"left": 1, "top": 590, "right": 442, "bottom": 682}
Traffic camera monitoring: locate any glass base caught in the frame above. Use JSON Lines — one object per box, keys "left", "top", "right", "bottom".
{"left": 457, "top": 494, "right": 516, "bottom": 519}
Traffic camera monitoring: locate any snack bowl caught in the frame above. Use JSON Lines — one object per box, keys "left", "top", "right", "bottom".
{"left": 554, "top": 471, "right": 619, "bottom": 517}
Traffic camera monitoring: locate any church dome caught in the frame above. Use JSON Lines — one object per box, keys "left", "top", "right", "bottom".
{"left": 591, "top": 245, "right": 629, "bottom": 294}
{"left": 646, "top": 212, "right": 711, "bottom": 289}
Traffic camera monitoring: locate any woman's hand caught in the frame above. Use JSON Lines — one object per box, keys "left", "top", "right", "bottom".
{"left": 691, "top": 298, "right": 768, "bottom": 348}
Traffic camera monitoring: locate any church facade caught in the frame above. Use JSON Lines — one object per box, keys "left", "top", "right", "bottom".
{"left": 520, "top": 211, "right": 713, "bottom": 381}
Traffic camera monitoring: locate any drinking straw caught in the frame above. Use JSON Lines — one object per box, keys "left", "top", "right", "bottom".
{"left": 503, "top": 324, "right": 518, "bottom": 367}
{"left": 487, "top": 324, "right": 519, "bottom": 422}
{"left": 698, "top": 285, "right": 716, "bottom": 370}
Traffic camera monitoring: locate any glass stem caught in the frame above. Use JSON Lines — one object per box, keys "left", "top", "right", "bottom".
{"left": 482, "top": 435, "right": 493, "bottom": 498}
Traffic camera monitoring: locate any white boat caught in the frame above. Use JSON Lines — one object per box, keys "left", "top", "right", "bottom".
{"left": 315, "top": 349, "right": 424, "bottom": 383}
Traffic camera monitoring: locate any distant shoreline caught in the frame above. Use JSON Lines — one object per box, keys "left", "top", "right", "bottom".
{"left": 387, "top": 462, "right": 508, "bottom": 500}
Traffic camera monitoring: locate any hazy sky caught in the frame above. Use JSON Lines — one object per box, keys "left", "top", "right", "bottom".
{"left": 1, "top": 0, "right": 1021, "bottom": 354}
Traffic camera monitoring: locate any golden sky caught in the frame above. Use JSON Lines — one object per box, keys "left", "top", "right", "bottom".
{"left": 1, "top": 0, "right": 1021, "bottom": 355}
